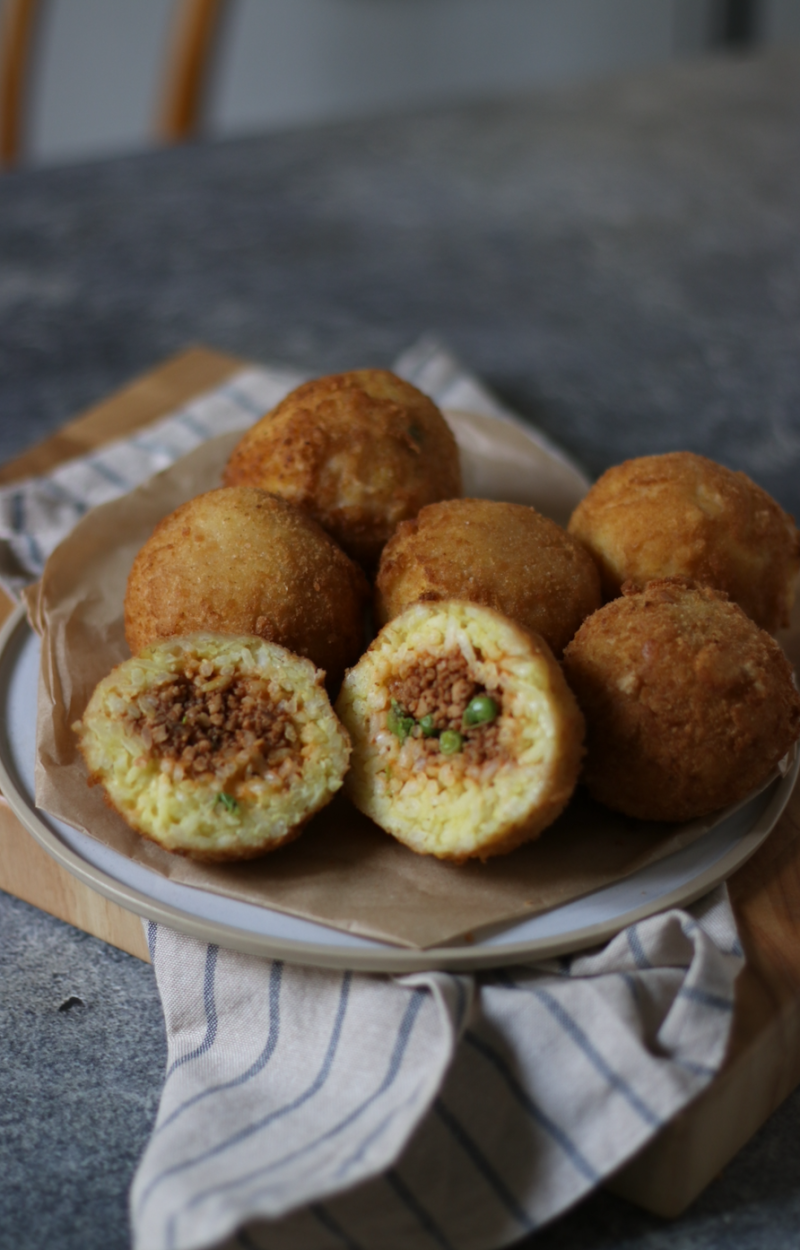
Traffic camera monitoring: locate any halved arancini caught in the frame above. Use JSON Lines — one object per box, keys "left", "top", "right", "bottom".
{"left": 74, "top": 634, "right": 351, "bottom": 861}
{"left": 336, "top": 601, "right": 584, "bottom": 861}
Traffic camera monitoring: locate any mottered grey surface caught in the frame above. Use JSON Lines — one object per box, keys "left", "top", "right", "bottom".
{"left": 0, "top": 893, "right": 166, "bottom": 1249}
{"left": 1, "top": 43, "right": 800, "bottom": 1250}
{"left": 1, "top": 48, "right": 800, "bottom": 514}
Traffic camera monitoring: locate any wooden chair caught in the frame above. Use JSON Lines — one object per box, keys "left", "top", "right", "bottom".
{"left": 0, "top": 0, "right": 231, "bottom": 168}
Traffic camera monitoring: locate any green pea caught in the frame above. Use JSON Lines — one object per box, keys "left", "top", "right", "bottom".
{"left": 419, "top": 714, "right": 438, "bottom": 737}
{"left": 463, "top": 694, "right": 499, "bottom": 727}
{"left": 439, "top": 730, "right": 463, "bottom": 755}
{"left": 217, "top": 793, "right": 239, "bottom": 814}
{"left": 388, "top": 700, "right": 415, "bottom": 743}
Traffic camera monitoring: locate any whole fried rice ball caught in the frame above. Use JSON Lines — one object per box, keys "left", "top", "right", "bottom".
{"left": 222, "top": 369, "right": 462, "bottom": 569}
{"left": 562, "top": 578, "right": 800, "bottom": 823}
{"left": 568, "top": 452, "right": 800, "bottom": 632}
{"left": 74, "top": 634, "right": 351, "bottom": 861}
{"left": 375, "top": 498, "right": 601, "bottom": 657}
{"left": 336, "top": 600, "right": 585, "bottom": 861}
{"left": 124, "top": 486, "right": 369, "bottom": 693}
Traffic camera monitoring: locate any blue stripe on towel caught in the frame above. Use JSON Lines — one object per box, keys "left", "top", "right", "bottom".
{"left": 9, "top": 491, "right": 25, "bottom": 534}
{"left": 155, "top": 961, "right": 283, "bottom": 1135}
{"left": 311, "top": 1202, "right": 366, "bottom": 1250}
{"left": 40, "top": 477, "right": 90, "bottom": 514}
{"left": 333, "top": 1083, "right": 421, "bottom": 1180}
{"left": 186, "top": 989, "right": 426, "bottom": 1201}
{"left": 234, "top": 1207, "right": 363, "bottom": 1250}
{"left": 464, "top": 1029, "right": 598, "bottom": 1183}
{"left": 453, "top": 976, "right": 469, "bottom": 1031}
{"left": 23, "top": 529, "right": 45, "bottom": 570}
{"left": 434, "top": 1097, "right": 534, "bottom": 1231}
{"left": 626, "top": 925, "right": 652, "bottom": 969}
{"left": 676, "top": 985, "right": 732, "bottom": 1012}
{"left": 235, "top": 1228, "right": 261, "bottom": 1249}
{"left": 87, "top": 456, "right": 134, "bottom": 490}
{"left": 176, "top": 411, "right": 210, "bottom": 439}
{"left": 222, "top": 382, "right": 267, "bottom": 418}
{"left": 165, "top": 944, "right": 219, "bottom": 1080}
{"left": 8, "top": 491, "right": 45, "bottom": 570}
{"left": 138, "top": 972, "right": 352, "bottom": 1219}
{"left": 619, "top": 971, "right": 643, "bottom": 1007}
{"left": 385, "top": 1169, "right": 455, "bottom": 1250}
{"left": 679, "top": 915, "right": 743, "bottom": 960}
{"left": 164, "top": 988, "right": 428, "bottom": 1244}
{"left": 530, "top": 987, "right": 663, "bottom": 1129}
{"left": 673, "top": 1056, "right": 717, "bottom": 1079}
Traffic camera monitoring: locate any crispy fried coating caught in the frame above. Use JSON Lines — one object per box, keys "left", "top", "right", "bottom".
{"left": 124, "top": 487, "right": 369, "bottom": 693}
{"left": 375, "top": 498, "right": 601, "bottom": 657}
{"left": 336, "top": 601, "right": 585, "bottom": 861}
{"left": 562, "top": 578, "right": 800, "bottom": 823}
{"left": 74, "top": 634, "right": 351, "bottom": 861}
{"left": 222, "top": 369, "right": 462, "bottom": 570}
{"left": 568, "top": 452, "right": 800, "bottom": 632}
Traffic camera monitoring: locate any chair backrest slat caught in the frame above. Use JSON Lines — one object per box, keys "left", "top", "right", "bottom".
{"left": 1, "top": 0, "right": 43, "bottom": 167}
{"left": 158, "top": 0, "right": 230, "bottom": 144}
{"left": 0, "top": 0, "right": 231, "bottom": 169}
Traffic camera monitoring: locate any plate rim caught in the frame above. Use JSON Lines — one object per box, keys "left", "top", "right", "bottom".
{"left": 1, "top": 602, "right": 795, "bottom": 971}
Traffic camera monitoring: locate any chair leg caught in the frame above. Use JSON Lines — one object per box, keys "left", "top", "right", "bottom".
{"left": 0, "top": 0, "right": 45, "bottom": 167}
{"left": 157, "top": 0, "right": 232, "bottom": 144}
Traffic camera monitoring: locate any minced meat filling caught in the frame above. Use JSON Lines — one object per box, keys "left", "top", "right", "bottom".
{"left": 129, "top": 662, "right": 299, "bottom": 789}
{"left": 388, "top": 650, "right": 505, "bottom": 768}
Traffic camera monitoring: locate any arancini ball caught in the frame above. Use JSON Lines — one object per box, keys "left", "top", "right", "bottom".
{"left": 222, "top": 369, "right": 462, "bottom": 570}
{"left": 562, "top": 578, "right": 800, "bottom": 823}
{"left": 124, "top": 486, "right": 369, "bottom": 693}
{"left": 375, "top": 498, "right": 601, "bottom": 657}
{"left": 568, "top": 452, "right": 800, "bottom": 632}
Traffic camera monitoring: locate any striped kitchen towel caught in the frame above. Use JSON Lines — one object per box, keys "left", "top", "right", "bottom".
{"left": 0, "top": 362, "right": 303, "bottom": 598}
{"left": 132, "top": 890, "right": 742, "bottom": 1250}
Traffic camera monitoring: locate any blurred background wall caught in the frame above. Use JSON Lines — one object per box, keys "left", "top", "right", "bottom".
{"left": 5, "top": 0, "right": 800, "bottom": 167}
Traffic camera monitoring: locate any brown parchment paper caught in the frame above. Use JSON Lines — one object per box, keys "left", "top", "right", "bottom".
{"left": 28, "top": 422, "right": 756, "bottom": 951}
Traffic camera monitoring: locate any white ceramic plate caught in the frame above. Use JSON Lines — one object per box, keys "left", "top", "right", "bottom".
{"left": 1, "top": 603, "right": 795, "bottom": 971}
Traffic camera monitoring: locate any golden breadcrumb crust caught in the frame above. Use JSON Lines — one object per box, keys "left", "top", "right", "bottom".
{"left": 74, "top": 634, "right": 351, "bottom": 861}
{"left": 336, "top": 600, "right": 585, "bottom": 862}
{"left": 568, "top": 451, "right": 800, "bottom": 632}
{"left": 375, "top": 498, "right": 601, "bottom": 657}
{"left": 562, "top": 578, "right": 800, "bottom": 822}
{"left": 222, "top": 369, "right": 462, "bottom": 570}
{"left": 124, "top": 486, "right": 368, "bottom": 694}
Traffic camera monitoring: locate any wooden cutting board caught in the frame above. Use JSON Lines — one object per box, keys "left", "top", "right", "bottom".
{"left": 1, "top": 346, "right": 799, "bottom": 1220}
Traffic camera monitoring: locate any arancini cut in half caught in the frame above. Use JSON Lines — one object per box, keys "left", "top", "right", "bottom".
{"left": 74, "top": 634, "right": 351, "bottom": 862}
{"left": 335, "top": 600, "right": 585, "bottom": 862}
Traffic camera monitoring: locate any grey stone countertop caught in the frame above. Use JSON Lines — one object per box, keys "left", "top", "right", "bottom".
{"left": 2, "top": 44, "right": 800, "bottom": 1250}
